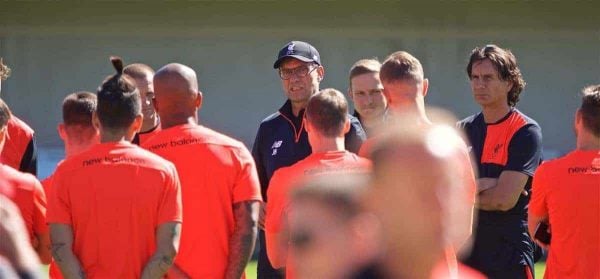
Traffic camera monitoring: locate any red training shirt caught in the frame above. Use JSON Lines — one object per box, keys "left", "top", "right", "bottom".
{"left": 143, "top": 123, "right": 262, "bottom": 279}
{"left": 46, "top": 141, "right": 182, "bottom": 278}
{"left": 529, "top": 150, "right": 600, "bottom": 279}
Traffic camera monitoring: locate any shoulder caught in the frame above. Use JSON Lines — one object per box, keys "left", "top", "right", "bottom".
{"left": 259, "top": 111, "right": 282, "bottom": 127}
{"left": 457, "top": 112, "right": 483, "bottom": 128}
{"left": 7, "top": 116, "right": 34, "bottom": 136}
{"left": 0, "top": 165, "right": 39, "bottom": 191}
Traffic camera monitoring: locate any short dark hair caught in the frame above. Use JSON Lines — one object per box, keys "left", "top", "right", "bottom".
{"left": 0, "top": 58, "right": 10, "bottom": 81}
{"left": 0, "top": 98, "right": 11, "bottom": 129}
{"left": 291, "top": 174, "right": 368, "bottom": 221}
{"left": 466, "top": 44, "right": 526, "bottom": 107}
{"left": 63, "top": 92, "right": 97, "bottom": 127}
{"left": 379, "top": 51, "right": 424, "bottom": 84}
{"left": 580, "top": 84, "right": 600, "bottom": 137}
{"left": 96, "top": 56, "right": 141, "bottom": 131}
{"left": 349, "top": 59, "right": 381, "bottom": 89}
{"left": 123, "top": 63, "right": 154, "bottom": 80}
{"left": 305, "top": 88, "right": 348, "bottom": 137}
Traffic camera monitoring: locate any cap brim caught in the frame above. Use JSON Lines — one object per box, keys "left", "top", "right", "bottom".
{"left": 273, "top": 55, "right": 316, "bottom": 69}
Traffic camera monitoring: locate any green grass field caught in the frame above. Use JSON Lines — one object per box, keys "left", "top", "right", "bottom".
{"left": 41, "top": 260, "right": 545, "bottom": 278}
{"left": 243, "top": 261, "right": 546, "bottom": 279}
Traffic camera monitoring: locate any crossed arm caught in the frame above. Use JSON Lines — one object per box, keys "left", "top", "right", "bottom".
{"left": 476, "top": 171, "right": 530, "bottom": 211}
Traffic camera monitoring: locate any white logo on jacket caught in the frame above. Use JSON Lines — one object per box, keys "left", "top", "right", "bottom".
{"left": 272, "top": 140, "right": 283, "bottom": 156}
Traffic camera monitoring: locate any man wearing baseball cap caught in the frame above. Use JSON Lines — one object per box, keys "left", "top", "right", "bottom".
{"left": 252, "top": 41, "right": 366, "bottom": 278}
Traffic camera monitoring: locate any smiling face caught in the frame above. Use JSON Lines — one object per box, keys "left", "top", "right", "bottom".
{"left": 350, "top": 72, "right": 387, "bottom": 120}
{"left": 279, "top": 58, "right": 324, "bottom": 108}
{"left": 469, "top": 59, "right": 513, "bottom": 109}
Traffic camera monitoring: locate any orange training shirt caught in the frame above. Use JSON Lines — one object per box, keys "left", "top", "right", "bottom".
{"left": 142, "top": 123, "right": 262, "bottom": 279}
{"left": 265, "top": 150, "right": 371, "bottom": 279}
{"left": 0, "top": 164, "right": 47, "bottom": 244}
{"left": 41, "top": 173, "right": 62, "bottom": 279}
{"left": 46, "top": 141, "right": 182, "bottom": 279}
{"left": 529, "top": 150, "right": 600, "bottom": 279}
{"left": 0, "top": 116, "right": 34, "bottom": 172}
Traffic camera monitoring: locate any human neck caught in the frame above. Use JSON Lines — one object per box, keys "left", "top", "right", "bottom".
{"left": 160, "top": 115, "right": 197, "bottom": 129}
{"left": 361, "top": 113, "right": 385, "bottom": 132}
{"left": 140, "top": 115, "right": 159, "bottom": 133}
{"left": 291, "top": 101, "right": 307, "bottom": 117}
{"left": 310, "top": 136, "right": 345, "bottom": 153}
{"left": 482, "top": 103, "right": 511, "bottom": 123}
{"left": 576, "top": 131, "right": 600, "bottom": 151}
{"left": 65, "top": 142, "right": 96, "bottom": 158}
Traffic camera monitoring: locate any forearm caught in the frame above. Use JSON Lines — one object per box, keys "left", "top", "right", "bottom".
{"left": 225, "top": 223, "right": 257, "bottom": 279}
{"left": 35, "top": 234, "right": 52, "bottom": 264}
{"left": 225, "top": 201, "right": 260, "bottom": 279}
{"left": 51, "top": 243, "right": 85, "bottom": 279}
{"left": 141, "top": 252, "right": 175, "bottom": 279}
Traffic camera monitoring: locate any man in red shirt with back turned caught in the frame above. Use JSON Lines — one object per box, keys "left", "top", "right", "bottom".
{"left": 265, "top": 88, "right": 371, "bottom": 278}
{"left": 46, "top": 57, "right": 183, "bottom": 279}
{"left": 143, "top": 63, "right": 262, "bottom": 279}
{"left": 529, "top": 84, "right": 600, "bottom": 279}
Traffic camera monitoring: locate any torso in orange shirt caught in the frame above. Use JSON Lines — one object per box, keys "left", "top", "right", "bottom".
{"left": 0, "top": 116, "right": 35, "bottom": 173}
{"left": 265, "top": 150, "right": 371, "bottom": 279}
{"left": 46, "top": 141, "right": 182, "bottom": 279}
{"left": 0, "top": 164, "right": 47, "bottom": 245}
{"left": 143, "top": 123, "right": 262, "bottom": 279}
{"left": 529, "top": 150, "right": 600, "bottom": 279}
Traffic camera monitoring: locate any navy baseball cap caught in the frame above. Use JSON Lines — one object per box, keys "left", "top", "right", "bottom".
{"left": 273, "top": 41, "right": 321, "bottom": 69}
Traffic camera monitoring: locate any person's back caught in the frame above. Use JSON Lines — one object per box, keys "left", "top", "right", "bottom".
{"left": 47, "top": 57, "right": 182, "bottom": 279}
{"left": 531, "top": 150, "right": 599, "bottom": 278}
{"left": 529, "top": 84, "right": 600, "bottom": 279}
{"left": 48, "top": 141, "right": 181, "bottom": 278}
{"left": 144, "top": 124, "right": 261, "bottom": 278}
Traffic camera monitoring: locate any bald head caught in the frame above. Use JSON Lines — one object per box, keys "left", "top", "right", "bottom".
{"left": 153, "top": 63, "right": 202, "bottom": 127}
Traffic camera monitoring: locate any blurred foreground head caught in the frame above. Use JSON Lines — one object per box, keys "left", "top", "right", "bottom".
{"left": 289, "top": 174, "right": 381, "bottom": 279}
{"left": 365, "top": 108, "right": 475, "bottom": 278}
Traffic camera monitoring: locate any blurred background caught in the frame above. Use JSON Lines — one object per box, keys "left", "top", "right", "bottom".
{"left": 1, "top": 2, "right": 597, "bottom": 278}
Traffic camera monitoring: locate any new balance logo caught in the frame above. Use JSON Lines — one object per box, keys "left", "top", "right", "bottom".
{"left": 271, "top": 140, "right": 283, "bottom": 156}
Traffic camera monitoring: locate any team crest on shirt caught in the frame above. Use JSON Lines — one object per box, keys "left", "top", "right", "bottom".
{"left": 272, "top": 140, "right": 283, "bottom": 156}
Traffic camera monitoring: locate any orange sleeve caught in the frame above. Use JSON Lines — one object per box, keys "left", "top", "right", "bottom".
{"left": 265, "top": 170, "right": 288, "bottom": 234}
{"left": 157, "top": 165, "right": 183, "bottom": 224}
{"left": 31, "top": 179, "right": 49, "bottom": 234}
{"left": 232, "top": 146, "right": 263, "bottom": 203}
{"left": 46, "top": 169, "right": 72, "bottom": 225}
{"left": 529, "top": 163, "right": 549, "bottom": 218}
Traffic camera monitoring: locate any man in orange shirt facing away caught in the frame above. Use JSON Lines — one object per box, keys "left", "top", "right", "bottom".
{"left": 46, "top": 57, "right": 183, "bottom": 279}
{"left": 265, "top": 88, "right": 371, "bottom": 278}
{"left": 124, "top": 63, "right": 161, "bottom": 145}
{"left": 528, "top": 84, "right": 600, "bottom": 279}
{"left": 0, "top": 98, "right": 50, "bottom": 265}
{"left": 42, "top": 91, "right": 99, "bottom": 279}
{"left": 0, "top": 57, "right": 37, "bottom": 175}
{"left": 143, "top": 63, "right": 262, "bottom": 279}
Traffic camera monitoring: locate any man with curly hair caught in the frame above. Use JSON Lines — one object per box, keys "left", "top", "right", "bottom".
{"left": 458, "top": 45, "right": 542, "bottom": 279}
